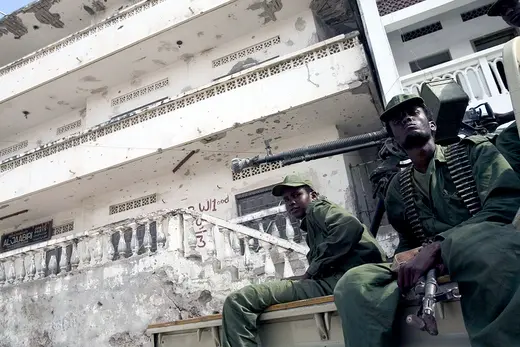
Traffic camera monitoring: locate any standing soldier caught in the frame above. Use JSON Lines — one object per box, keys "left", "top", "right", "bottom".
{"left": 220, "top": 174, "right": 384, "bottom": 347}
{"left": 334, "top": 94, "right": 520, "bottom": 347}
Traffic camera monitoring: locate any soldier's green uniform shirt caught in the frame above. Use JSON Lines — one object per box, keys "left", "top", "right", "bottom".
{"left": 495, "top": 122, "right": 520, "bottom": 176}
{"left": 221, "top": 198, "right": 384, "bottom": 347}
{"left": 334, "top": 135, "right": 520, "bottom": 347}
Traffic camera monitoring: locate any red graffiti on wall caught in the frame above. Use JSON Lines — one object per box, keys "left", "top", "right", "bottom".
{"left": 188, "top": 196, "right": 230, "bottom": 248}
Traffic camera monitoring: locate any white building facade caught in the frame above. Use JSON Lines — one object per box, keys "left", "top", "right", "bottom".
{"left": 361, "top": 0, "right": 517, "bottom": 113}
{"left": 0, "top": 0, "right": 389, "bottom": 345}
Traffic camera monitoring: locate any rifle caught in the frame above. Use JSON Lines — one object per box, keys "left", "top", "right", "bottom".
{"left": 391, "top": 247, "right": 461, "bottom": 336}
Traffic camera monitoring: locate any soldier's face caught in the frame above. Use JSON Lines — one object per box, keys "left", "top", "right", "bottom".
{"left": 388, "top": 106, "right": 436, "bottom": 150}
{"left": 282, "top": 187, "right": 316, "bottom": 219}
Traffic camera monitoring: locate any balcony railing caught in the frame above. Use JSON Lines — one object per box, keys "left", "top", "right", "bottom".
{"left": 401, "top": 45, "right": 508, "bottom": 106}
{"left": 0, "top": 0, "right": 165, "bottom": 78}
{"left": 0, "top": 206, "right": 308, "bottom": 288}
{"left": 0, "top": 33, "right": 369, "bottom": 207}
{"left": 0, "top": 34, "right": 361, "bottom": 174}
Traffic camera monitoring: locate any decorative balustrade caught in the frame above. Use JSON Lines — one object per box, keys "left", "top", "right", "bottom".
{"left": 0, "top": 207, "right": 308, "bottom": 288}
{"left": 184, "top": 205, "right": 309, "bottom": 280}
{"left": 401, "top": 45, "right": 508, "bottom": 105}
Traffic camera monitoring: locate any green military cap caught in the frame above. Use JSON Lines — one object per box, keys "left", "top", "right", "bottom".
{"left": 272, "top": 174, "right": 315, "bottom": 197}
{"left": 379, "top": 94, "right": 424, "bottom": 122}
{"left": 487, "top": 0, "right": 512, "bottom": 16}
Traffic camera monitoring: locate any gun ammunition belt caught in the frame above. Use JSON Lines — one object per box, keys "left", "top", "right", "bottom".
{"left": 445, "top": 143, "right": 482, "bottom": 215}
{"left": 399, "top": 142, "right": 481, "bottom": 245}
{"left": 399, "top": 166, "right": 427, "bottom": 244}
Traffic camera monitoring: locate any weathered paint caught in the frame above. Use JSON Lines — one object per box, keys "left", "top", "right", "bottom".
{"left": 0, "top": 35, "right": 373, "bottom": 208}
{"left": 247, "top": 0, "right": 283, "bottom": 24}
{"left": 0, "top": 3, "right": 316, "bottom": 137}
{"left": 0, "top": 247, "right": 255, "bottom": 346}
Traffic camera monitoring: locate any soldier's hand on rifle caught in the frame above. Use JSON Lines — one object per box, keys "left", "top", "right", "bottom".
{"left": 398, "top": 242, "right": 442, "bottom": 292}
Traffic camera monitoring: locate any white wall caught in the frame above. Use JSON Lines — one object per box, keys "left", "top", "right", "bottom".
{"left": 0, "top": 10, "right": 318, "bottom": 160}
{"left": 388, "top": 0, "right": 511, "bottom": 75}
{"left": 0, "top": 38, "right": 366, "bottom": 204}
{"left": 0, "top": 108, "right": 85, "bottom": 161}
{"left": 1, "top": 126, "right": 358, "bottom": 238}
{"left": 0, "top": 0, "right": 233, "bottom": 103}
{"left": 356, "top": 0, "right": 403, "bottom": 103}
{"left": 87, "top": 10, "right": 319, "bottom": 126}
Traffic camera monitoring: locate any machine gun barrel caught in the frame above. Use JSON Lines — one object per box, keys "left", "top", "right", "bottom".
{"left": 231, "top": 129, "right": 387, "bottom": 173}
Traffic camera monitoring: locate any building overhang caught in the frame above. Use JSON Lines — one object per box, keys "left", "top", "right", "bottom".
{"left": 0, "top": 0, "right": 313, "bottom": 137}
{"left": 381, "top": 0, "right": 483, "bottom": 33}
{"left": 0, "top": 0, "right": 140, "bottom": 67}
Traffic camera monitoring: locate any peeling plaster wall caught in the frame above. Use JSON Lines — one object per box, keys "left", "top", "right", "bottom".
{"left": 0, "top": 0, "right": 142, "bottom": 66}
{"left": 87, "top": 10, "right": 319, "bottom": 127}
{"left": 0, "top": 247, "right": 252, "bottom": 347}
{"left": 0, "top": 128, "right": 390, "bottom": 346}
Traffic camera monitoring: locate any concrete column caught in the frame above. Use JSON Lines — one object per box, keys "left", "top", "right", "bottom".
{"left": 356, "top": 0, "right": 403, "bottom": 104}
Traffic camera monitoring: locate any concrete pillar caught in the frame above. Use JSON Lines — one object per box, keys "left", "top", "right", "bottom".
{"left": 356, "top": 0, "right": 403, "bottom": 104}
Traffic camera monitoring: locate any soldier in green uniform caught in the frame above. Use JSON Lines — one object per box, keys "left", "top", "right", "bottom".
{"left": 495, "top": 122, "right": 520, "bottom": 175}
{"left": 220, "top": 174, "right": 384, "bottom": 347}
{"left": 334, "top": 95, "right": 520, "bottom": 347}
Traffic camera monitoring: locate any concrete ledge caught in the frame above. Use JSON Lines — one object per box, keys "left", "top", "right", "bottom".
{"left": 381, "top": 0, "right": 477, "bottom": 33}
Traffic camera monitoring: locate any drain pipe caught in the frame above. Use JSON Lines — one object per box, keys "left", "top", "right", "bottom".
{"left": 231, "top": 129, "right": 387, "bottom": 173}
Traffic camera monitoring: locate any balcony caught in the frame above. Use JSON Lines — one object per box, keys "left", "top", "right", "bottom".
{"left": 0, "top": 0, "right": 313, "bottom": 138}
{"left": 379, "top": 0, "right": 478, "bottom": 32}
{"left": 0, "top": 34, "right": 379, "bottom": 209}
{"left": 401, "top": 44, "right": 511, "bottom": 113}
{"left": 0, "top": 206, "right": 309, "bottom": 285}
{"left": 0, "top": 200, "right": 399, "bottom": 296}
{"left": 0, "top": 0, "right": 135, "bottom": 67}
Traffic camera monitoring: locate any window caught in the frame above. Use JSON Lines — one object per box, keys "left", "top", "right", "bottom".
{"left": 460, "top": 4, "right": 493, "bottom": 22}
{"left": 236, "top": 185, "right": 302, "bottom": 242}
{"left": 472, "top": 28, "right": 518, "bottom": 52}
{"left": 109, "top": 194, "right": 157, "bottom": 215}
{"left": 401, "top": 22, "right": 443, "bottom": 42}
{"left": 409, "top": 50, "right": 452, "bottom": 73}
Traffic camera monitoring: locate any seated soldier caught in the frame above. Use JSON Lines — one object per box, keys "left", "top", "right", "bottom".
{"left": 334, "top": 94, "right": 520, "bottom": 347}
{"left": 221, "top": 174, "right": 384, "bottom": 347}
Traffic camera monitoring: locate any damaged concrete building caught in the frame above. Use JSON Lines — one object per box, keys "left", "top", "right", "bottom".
{"left": 0, "top": 0, "right": 423, "bottom": 345}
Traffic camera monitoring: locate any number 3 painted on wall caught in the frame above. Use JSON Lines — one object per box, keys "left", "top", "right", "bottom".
{"left": 196, "top": 235, "right": 206, "bottom": 248}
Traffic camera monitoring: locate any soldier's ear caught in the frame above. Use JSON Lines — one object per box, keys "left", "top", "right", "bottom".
{"left": 429, "top": 121, "right": 437, "bottom": 133}
{"left": 310, "top": 191, "right": 319, "bottom": 200}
